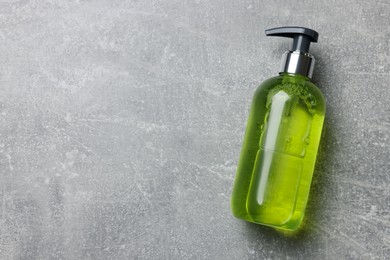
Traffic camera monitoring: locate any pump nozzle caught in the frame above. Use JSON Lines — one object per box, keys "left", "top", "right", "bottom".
{"left": 265, "top": 26, "right": 318, "bottom": 53}
{"left": 265, "top": 26, "right": 319, "bottom": 78}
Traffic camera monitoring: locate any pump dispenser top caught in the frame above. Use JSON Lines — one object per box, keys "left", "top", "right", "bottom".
{"left": 265, "top": 26, "right": 319, "bottom": 78}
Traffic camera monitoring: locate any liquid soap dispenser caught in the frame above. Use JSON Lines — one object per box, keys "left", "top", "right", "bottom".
{"left": 231, "top": 27, "right": 326, "bottom": 231}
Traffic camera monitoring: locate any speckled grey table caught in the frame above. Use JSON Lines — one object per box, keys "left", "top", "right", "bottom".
{"left": 0, "top": 0, "right": 389, "bottom": 259}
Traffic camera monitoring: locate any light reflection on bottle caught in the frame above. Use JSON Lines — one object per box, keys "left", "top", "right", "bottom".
{"left": 256, "top": 91, "right": 290, "bottom": 205}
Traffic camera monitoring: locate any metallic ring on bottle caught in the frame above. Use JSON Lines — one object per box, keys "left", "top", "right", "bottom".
{"left": 280, "top": 51, "right": 315, "bottom": 78}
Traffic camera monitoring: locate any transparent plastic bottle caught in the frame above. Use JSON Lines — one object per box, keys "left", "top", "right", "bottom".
{"left": 231, "top": 27, "right": 326, "bottom": 231}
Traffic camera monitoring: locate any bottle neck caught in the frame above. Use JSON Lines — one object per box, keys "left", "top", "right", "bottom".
{"left": 280, "top": 51, "right": 315, "bottom": 79}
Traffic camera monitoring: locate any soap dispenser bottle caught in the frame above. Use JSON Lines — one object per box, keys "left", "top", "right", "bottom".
{"left": 231, "top": 27, "right": 326, "bottom": 231}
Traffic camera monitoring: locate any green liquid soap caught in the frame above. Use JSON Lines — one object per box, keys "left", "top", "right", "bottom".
{"left": 231, "top": 73, "right": 325, "bottom": 231}
{"left": 231, "top": 26, "right": 326, "bottom": 231}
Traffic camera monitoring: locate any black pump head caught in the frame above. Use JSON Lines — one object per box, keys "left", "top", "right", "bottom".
{"left": 265, "top": 26, "right": 319, "bottom": 53}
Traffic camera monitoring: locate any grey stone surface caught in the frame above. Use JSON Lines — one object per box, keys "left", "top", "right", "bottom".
{"left": 0, "top": 0, "right": 389, "bottom": 259}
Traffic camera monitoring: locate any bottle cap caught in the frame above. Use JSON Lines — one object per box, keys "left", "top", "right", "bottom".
{"left": 265, "top": 26, "right": 319, "bottom": 78}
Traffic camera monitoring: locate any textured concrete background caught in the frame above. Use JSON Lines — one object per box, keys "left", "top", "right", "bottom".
{"left": 0, "top": 0, "right": 389, "bottom": 259}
